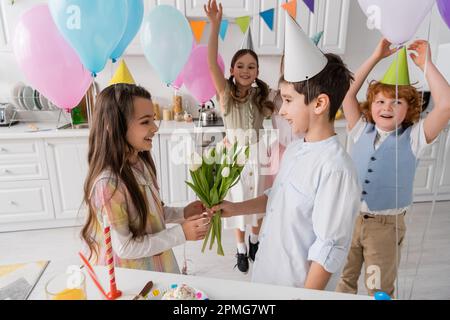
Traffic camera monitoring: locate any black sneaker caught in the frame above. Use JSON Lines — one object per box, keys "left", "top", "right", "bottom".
{"left": 234, "top": 251, "right": 249, "bottom": 274}
{"left": 248, "top": 236, "right": 259, "bottom": 262}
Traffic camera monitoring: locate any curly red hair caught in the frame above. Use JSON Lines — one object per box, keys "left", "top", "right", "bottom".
{"left": 361, "top": 81, "right": 422, "bottom": 128}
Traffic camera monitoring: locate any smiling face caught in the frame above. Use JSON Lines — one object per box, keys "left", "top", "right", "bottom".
{"left": 230, "top": 53, "right": 259, "bottom": 88}
{"left": 371, "top": 92, "right": 409, "bottom": 131}
{"left": 126, "top": 97, "right": 158, "bottom": 153}
{"left": 278, "top": 82, "right": 310, "bottom": 136}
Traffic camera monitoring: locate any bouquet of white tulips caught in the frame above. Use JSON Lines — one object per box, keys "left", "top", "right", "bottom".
{"left": 186, "top": 141, "right": 249, "bottom": 256}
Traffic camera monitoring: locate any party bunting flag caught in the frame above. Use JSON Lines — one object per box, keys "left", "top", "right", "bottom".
{"left": 219, "top": 19, "right": 229, "bottom": 41}
{"left": 282, "top": 0, "right": 297, "bottom": 20}
{"left": 236, "top": 16, "right": 251, "bottom": 34}
{"left": 311, "top": 30, "right": 323, "bottom": 46}
{"left": 190, "top": 20, "right": 207, "bottom": 43}
{"left": 109, "top": 60, "right": 135, "bottom": 85}
{"left": 260, "top": 8, "right": 275, "bottom": 30}
{"left": 303, "top": 0, "right": 315, "bottom": 13}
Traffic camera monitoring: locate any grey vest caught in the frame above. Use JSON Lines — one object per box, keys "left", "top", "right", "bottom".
{"left": 351, "top": 123, "right": 417, "bottom": 211}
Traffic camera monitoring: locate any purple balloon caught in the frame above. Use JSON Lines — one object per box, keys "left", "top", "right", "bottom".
{"left": 183, "top": 45, "right": 225, "bottom": 105}
{"left": 438, "top": 0, "right": 450, "bottom": 30}
{"left": 13, "top": 5, "right": 92, "bottom": 111}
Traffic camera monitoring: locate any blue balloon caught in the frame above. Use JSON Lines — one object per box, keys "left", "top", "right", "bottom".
{"left": 141, "top": 5, "right": 193, "bottom": 85}
{"left": 374, "top": 291, "right": 391, "bottom": 300}
{"left": 48, "top": 0, "right": 128, "bottom": 75}
{"left": 111, "top": 0, "right": 144, "bottom": 62}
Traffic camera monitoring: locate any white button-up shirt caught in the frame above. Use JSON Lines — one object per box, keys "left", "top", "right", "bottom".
{"left": 252, "top": 135, "right": 361, "bottom": 288}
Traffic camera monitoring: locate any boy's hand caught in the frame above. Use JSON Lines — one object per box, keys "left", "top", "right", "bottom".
{"left": 372, "top": 38, "right": 398, "bottom": 61}
{"left": 206, "top": 201, "right": 236, "bottom": 218}
{"left": 408, "top": 40, "right": 432, "bottom": 71}
{"left": 182, "top": 214, "right": 210, "bottom": 241}
{"left": 184, "top": 200, "right": 206, "bottom": 219}
{"left": 204, "top": 0, "right": 223, "bottom": 27}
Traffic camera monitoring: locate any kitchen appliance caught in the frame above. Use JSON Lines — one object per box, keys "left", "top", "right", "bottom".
{"left": 0, "top": 103, "right": 18, "bottom": 127}
{"left": 197, "top": 100, "right": 222, "bottom": 127}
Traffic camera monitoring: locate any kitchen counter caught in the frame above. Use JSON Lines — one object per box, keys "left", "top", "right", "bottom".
{"left": 0, "top": 119, "right": 349, "bottom": 139}
{"left": 29, "top": 266, "right": 372, "bottom": 300}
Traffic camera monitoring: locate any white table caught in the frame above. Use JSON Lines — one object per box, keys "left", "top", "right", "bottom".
{"left": 32, "top": 266, "right": 372, "bottom": 300}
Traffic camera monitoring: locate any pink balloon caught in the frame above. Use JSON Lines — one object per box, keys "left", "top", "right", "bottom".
{"left": 13, "top": 5, "right": 92, "bottom": 111}
{"left": 182, "top": 45, "right": 225, "bottom": 104}
{"left": 172, "top": 69, "right": 184, "bottom": 90}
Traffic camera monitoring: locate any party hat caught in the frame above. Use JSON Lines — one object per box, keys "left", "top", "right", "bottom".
{"left": 380, "top": 47, "right": 411, "bottom": 86}
{"left": 284, "top": 15, "right": 327, "bottom": 82}
{"left": 240, "top": 26, "right": 254, "bottom": 51}
{"left": 109, "top": 60, "right": 136, "bottom": 85}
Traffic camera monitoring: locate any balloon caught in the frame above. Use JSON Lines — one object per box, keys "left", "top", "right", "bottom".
{"left": 141, "top": 5, "right": 193, "bottom": 85}
{"left": 437, "top": 0, "right": 450, "bottom": 30}
{"left": 48, "top": 0, "right": 128, "bottom": 75}
{"left": 13, "top": 5, "right": 92, "bottom": 112}
{"left": 183, "top": 45, "right": 225, "bottom": 104}
{"left": 111, "top": 0, "right": 144, "bottom": 62}
{"left": 374, "top": 291, "right": 391, "bottom": 300}
{"left": 171, "top": 43, "right": 196, "bottom": 89}
{"left": 358, "top": 0, "right": 435, "bottom": 45}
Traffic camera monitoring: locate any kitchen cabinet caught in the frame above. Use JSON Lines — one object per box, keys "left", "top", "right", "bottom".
{"left": 437, "top": 128, "right": 450, "bottom": 198}
{"left": 185, "top": 0, "right": 254, "bottom": 18}
{"left": 0, "top": 0, "right": 47, "bottom": 52}
{"left": 45, "top": 137, "right": 88, "bottom": 221}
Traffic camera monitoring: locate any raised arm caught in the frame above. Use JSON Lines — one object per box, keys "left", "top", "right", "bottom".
{"left": 409, "top": 40, "right": 450, "bottom": 143}
{"left": 343, "top": 38, "right": 399, "bottom": 130}
{"left": 204, "top": 0, "right": 227, "bottom": 102}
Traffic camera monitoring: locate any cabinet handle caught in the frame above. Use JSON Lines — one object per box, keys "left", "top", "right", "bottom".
{"left": 2, "top": 169, "right": 11, "bottom": 174}
{"left": 9, "top": 201, "right": 17, "bottom": 206}
{"left": 0, "top": 147, "right": 6, "bottom": 152}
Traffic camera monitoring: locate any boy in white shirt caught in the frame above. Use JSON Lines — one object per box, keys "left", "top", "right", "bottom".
{"left": 209, "top": 17, "right": 361, "bottom": 290}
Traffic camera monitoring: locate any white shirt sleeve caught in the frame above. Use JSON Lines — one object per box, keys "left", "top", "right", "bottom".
{"left": 307, "top": 170, "right": 361, "bottom": 273}
{"left": 110, "top": 225, "right": 186, "bottom": 260}
{"left": 163, "top": 206, "right": 185, "bottom": 224}
{"left": 347, "top": 116, "right": 367, "bottom": 144}
{"left": 410, "top": 119, "right": 439, "bottom": 159}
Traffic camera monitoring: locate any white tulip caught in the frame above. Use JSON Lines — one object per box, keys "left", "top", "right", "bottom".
{"left": 215, "top": 141, "right": 225, "bottom": 155}
{"left": 203, "top": 148, "right": 215, "bottom": 165}
{"left": 236, "top": 152, "right": 247, "bottom": 166}
{"left": 189, "top": 152, "right": 202, "bottom": 171}
{"left": 221, "top": 167, "right": 230, "bottom": 178}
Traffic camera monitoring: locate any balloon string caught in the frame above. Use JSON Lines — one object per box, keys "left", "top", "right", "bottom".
{"left": 394, "top": 46, "right": 400, "bottom": 299}
{"left": 408, "top": 8, "right": 436, "bottom": 300}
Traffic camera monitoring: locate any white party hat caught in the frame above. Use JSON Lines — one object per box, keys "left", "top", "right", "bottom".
{"left": 240, "top": 26, "right": 255, "bottom": 51}
{"left": 284, "top": 15, "right": 327, "bottom": 82}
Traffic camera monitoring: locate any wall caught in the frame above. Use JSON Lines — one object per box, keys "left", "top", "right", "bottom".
{"left": 1, "top": 1, "right": 450, "bottom": 113}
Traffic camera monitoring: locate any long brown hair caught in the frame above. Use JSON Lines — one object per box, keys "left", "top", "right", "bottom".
{"left": 81, "top": 84, "right": 157, "bottom": 261}
{"left": 361, "top": 81, "right": 421, "bottom": 128}
{"left": 227, "top": 49, "right": 274, "bottom": 115}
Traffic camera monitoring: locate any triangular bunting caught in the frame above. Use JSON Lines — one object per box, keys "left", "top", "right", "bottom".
{"left": 260, "top": 8, "right": 275, "bottom": 30}
{"left": 282, "top": 0, "right": 297, "bottom": 20}
{"left": 311, "top": 31, "right": 323, "bottom": 46}
{"left": 236, "top": 16, "right": 251, "bottom": 34}
{"left": 219, "top": 20, "right": 229, "bottom": 41}
{"left": 303, "top": 0, "right": 315, "bottom": 13}
{"left": 190, "top": 20, "right": 207, "bottom": 43}
{"left": 109, "top": 60, "right": 135, "bottom": 85}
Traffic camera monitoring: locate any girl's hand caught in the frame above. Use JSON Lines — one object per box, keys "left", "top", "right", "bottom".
{"left": 408, "top": 40, "right": 432, "bottom": 71}
{"left": 372, "top": 38, "right": 398, "bottom": 61}
{"left": 206, "top": 201, "right": 236, "bottom": 218}
{"left": 182, "top": 214, "right": 210, "bottom": 241}
{"left": 204, "top": 0, "right": 223, "bottom": 27}
{"left": 183, "top": 200, "right": 205, "bottom": 219}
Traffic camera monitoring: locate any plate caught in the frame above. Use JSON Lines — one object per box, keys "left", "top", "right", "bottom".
{"left": 11, "top": 82, "right": 25, "bottom": 110}
{"left": 22, "top": 86, "right": 35, "bottom": 110}
{"left": 39, "top": 93, "right": 50, "bottom": 111}
{"left": 146, "top": 283, "right": 209, "bottom": 300}
{"left": 34, "top": 90, "right": 42, "bottom": 110}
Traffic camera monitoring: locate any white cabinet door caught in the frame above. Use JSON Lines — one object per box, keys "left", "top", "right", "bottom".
{"left": 186, "top": 0, "right": 253, "bottom": 18}
{"left": 159, "top": 132, "right": 196, "bottom": 207}
{"left": 45, "top": 138, "right": 88, "bottom": 220}
{"left": 126, "top": 0, "right": 185, "bottom": 55}
{"left": 296, "top": 0, "right": 350, "bottom": 54}
{"left": 252, "top": 0, "right": 284, "bottom": 55}
{"left": 0, "top": 180, "right": 54, "bottom": 224}
{"left": 437, "top": 128, "right": 450, "bottom": 197}
{"left": 0, "top": 0, "right": 47, "bottom": 52}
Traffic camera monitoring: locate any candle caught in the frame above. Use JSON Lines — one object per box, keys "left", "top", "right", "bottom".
{"left": 103, "top": 215, "right": 122, "bottom": 300}
{"left": 163, "top": 108, "right": 172, "bottom": 121}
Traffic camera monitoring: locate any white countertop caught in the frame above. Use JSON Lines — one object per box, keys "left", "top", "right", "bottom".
{"left": 0, "top": 119, "right": 348, "bottom": 140}
{"left": 30, "top": 266, "right": 372, "bottom": 300}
